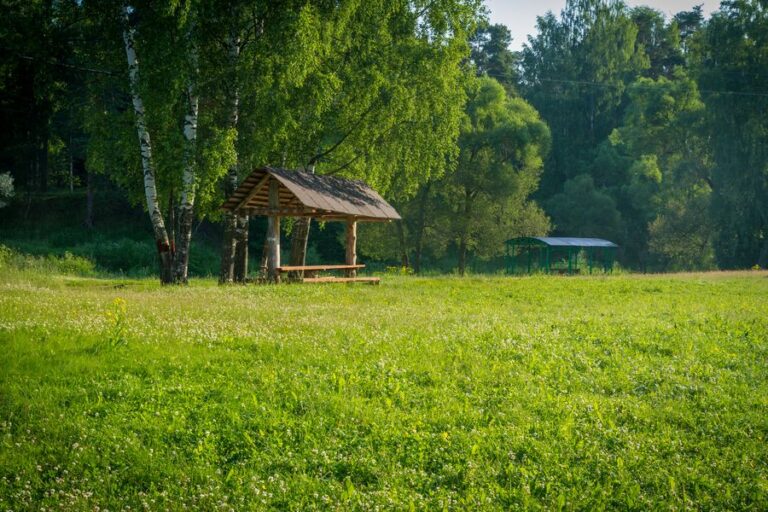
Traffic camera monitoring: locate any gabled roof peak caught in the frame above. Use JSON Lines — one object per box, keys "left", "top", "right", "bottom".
{"left": 222, "top": 167, "right": 400, "bottom": 222}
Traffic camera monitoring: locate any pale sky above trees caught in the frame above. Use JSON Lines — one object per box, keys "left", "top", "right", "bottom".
{"left": 487, "top": 0, "right": 717, "bottom": 50}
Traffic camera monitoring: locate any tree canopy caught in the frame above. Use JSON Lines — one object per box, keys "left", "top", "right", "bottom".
{"left": 2, "top": 0, "right": 768, "bottom": 276}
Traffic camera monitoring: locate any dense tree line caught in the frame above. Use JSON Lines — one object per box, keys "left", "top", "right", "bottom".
{"left": 1, "top": 0, "right": 766, "bottom": 280}
{"left": 519, "top": 0, "right": 767, "bottom": 271}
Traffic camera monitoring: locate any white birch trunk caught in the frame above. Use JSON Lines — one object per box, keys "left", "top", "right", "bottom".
{"left": 220, "top": 32, "right": 241, "bottom": 283}
{"left": 174, "top": 32, "right": 199, "bottom": 284}
{"left": 122, "top": 5, "right": 173, "bottom": 283}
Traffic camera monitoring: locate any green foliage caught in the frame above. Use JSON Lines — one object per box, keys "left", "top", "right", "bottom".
{"left": 630, "top": 6, "right": 683, "bottom": 79}
{"left": 546, "top": 174, "right": 624, "bottom": 242}
{"left": 606, "top": 71, "right": 713, "bottom": 269}
{"left": 425, "top": 78, "right": 552, "bottom": 272}
{"left": 2, "top": 0, "right": 767, "bottom": 277}
{"left": 195, "top": 0, "right": 481, "bottom": 205}
{"left": 1, "top": 272, "right": 767, "bottom": 508}
{"left": 518, "top": 0, "right": 722, "bottom": 271}
{"left": 649, "top": 191, "right": 716, "bottom": 271}
{"left": 470, "top": 22, "right": 519, "bottom": 92}
{"left": 521, "top": 0, "right": 647, "bottom": 196}
{"left": 358, "top": 77, "right": 551, "bottom": 273}
{"left": 697, "top": 0, "right": 768, "bottom": 269}
{"left": 0, "top": 245, "right": 96, "bottom": 277}
{"left": 72, "top": 239, "right": 157, "bottom": 275}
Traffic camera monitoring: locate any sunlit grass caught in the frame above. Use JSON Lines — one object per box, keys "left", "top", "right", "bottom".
{"left": 1, "top": 270, "right": 767, "bottom": 509}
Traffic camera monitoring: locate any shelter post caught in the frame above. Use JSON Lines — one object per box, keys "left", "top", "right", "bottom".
{"left": 527, "top": 247, "right": 532, "bottom": 274}
{"left": 267, "top": 178, "right": 281, "bottom": 283}
{"left": 345, "top": 218, "right": 357, "bottom": 277}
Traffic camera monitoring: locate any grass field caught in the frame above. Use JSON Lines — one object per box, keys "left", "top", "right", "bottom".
{"left": 1, "top": 268, "right": 767, "bottom": 510}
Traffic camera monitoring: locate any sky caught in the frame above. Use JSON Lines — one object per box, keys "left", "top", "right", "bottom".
{"left": 486, "top": 0, "right": 719, "bottom": 51}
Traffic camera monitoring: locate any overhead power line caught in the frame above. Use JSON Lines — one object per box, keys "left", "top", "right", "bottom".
{"left": 519, "top": 76, "right": 768, "bottom": 98}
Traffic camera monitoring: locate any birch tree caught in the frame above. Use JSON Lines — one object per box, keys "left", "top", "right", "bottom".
{"left": 218, "top": 28, "right": 242, "bottom": 284}
{"left": 110, "top": 2, "right": 212, "bottom": 284}
{"left": 122, "top": 5, "right": 174, "bottom": 283}
{"left": 173, "top": 17, "right": 200, "bottom": 284}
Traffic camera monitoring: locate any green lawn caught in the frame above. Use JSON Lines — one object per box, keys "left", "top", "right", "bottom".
{"left": 1, "top": 271, "right": 767, "bottom": 510}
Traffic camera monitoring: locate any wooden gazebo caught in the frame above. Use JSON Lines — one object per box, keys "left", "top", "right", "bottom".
{"left": 221, "top": 167, "right": 401, "bottom": 283}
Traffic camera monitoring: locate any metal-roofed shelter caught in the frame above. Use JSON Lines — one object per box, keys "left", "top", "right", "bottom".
{"left": 221, "top": 167, "right": 401, "bottom": 283}
{"left": 506, "top": 237, "right": 618, "bottom": 274}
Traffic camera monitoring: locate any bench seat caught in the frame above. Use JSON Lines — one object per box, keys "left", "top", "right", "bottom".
{"left": 302, "top": 276, "right": 380, "bottom": 284}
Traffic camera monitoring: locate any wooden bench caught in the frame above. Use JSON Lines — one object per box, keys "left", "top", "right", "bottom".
{"left": 276, "top": 264, "right": 378, "bottom": 284}
{"left": 303, "top": 276, "right": 380, "bottom": 284}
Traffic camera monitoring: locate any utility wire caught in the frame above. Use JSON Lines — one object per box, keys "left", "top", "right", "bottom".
{"left": 487, "top": 73, "right": 768, "bottom": 98}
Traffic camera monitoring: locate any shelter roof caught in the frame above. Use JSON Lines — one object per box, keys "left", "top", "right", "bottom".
{"left": 221, "top": 167, "right": 400, "bottom": 222}
{"left": 507, "top": 237, "right": 618, "bottom": 248}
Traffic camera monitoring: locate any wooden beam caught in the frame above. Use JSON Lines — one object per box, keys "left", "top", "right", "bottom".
{"left": 267, "top": 178, "right": 281, "bottom": 283}
{"left": 345, "top": 217, "right": 357, "bottom": 278}
{"left": 242, "top": 207, "right": 392, "bottom": 223}
{"left": 246, "top": 207, "right": 318, "bottom": 217}
{"left": 235, "top": 173, "right": 270, "bottom": 211}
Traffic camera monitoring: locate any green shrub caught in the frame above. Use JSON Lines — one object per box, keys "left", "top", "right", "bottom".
{"left": 0, "top": 244, "right": 96, "bottom": 276}
{"left": 72, "top": 238, "right": 157, "bottom": 275}
{"left": 188, "top": 240, "right": 221, "bottom": 277}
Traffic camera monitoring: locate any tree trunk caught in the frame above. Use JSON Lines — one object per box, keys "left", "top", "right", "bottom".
{"left": 288, "top": 164, "right": 316, "bottom": 276}
{"left": 84, "top": 170, "right": 94, "bottom": 229}
{"left": 174, "top": 56, "right": 199, "bottom": 284}
{"left": 167, "top": 190, "right": 176, "bottom": 255}
{"left": 219, "top": 32, "right": 240, "bottom": 284}
{"left": 458, "top": 186, "right": 473, "bottom": 277}
{"left": 123, "top": 6, "right": 173, "bottom": 284}
{"left": 38, "top": 128, "right": 49, "bottom": 192}
{"left": 220, "top": 211, "right": 237, "bottom": 283}
{"left": 289, "top": 217, "right": 311, "bottom": 279}
{"left": 413, "top": 183, "right": 430, "bottom": 274}
{"left": 414, "top": 242, "right": 423, "bottom": 274}
{"left": 396, "top": 220, "right": 409, "bottom": 268}
{"left": 233, "top": 214, "right": 249, "bottom": 281}
{"left": 458, "top": 238, "right": 468, "bottom": 276}
{"left": 69, "top": 136, "right": 74, "bottom": 193}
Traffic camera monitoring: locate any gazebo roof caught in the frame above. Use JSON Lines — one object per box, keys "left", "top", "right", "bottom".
{"left": 507, "top": 237, "right": 618, "bottom": 248}
{"left": 221, "top": 167, "right": 401, "bottom": 222}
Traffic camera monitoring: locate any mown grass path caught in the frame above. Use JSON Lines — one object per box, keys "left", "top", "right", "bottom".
{"left": 1, "top": 272, "right": 767, "bottom": 510}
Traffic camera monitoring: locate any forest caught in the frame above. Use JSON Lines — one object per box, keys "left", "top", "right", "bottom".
{"left": 1, "top": 0, "right": 767, "bottom": 280}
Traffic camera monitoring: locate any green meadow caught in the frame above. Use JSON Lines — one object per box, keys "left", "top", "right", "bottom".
{"left": 1, "top": 266, "right": 767, "bottom": 510}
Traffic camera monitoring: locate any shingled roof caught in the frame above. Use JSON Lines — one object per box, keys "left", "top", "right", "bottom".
{"left": 221, "top": 167, "right": 401, "bottom": 222}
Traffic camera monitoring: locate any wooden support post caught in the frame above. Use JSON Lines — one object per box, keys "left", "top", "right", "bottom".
{"left": 267, "top": 178, "right": 281, "bottom": 283}
{"left": 345, "top": 217, "right": 357, "bottom": 277}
